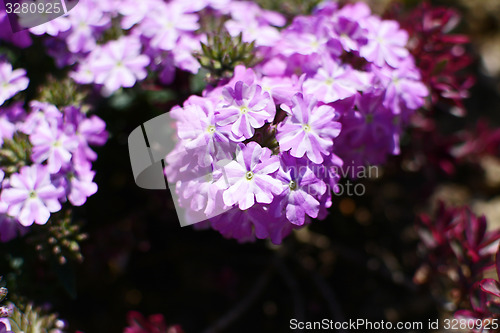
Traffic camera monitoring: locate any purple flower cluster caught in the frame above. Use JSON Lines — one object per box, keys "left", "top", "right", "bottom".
{"left": 165, "top": 2, "right": 428, "bottom": 244}
{"left": 17, "top": 0, "right": 285, "bottom": 94}
{"left": 1, "top": 0, "right": 428, "bottom": 244}
{"left": 0, "top": 100, "right": 107, "bottom": 241}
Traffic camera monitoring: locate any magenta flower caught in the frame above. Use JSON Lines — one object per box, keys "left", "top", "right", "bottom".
{"left": 90, "top": 36, "right": 150, "bottom": 94}
{"left": 0, "top": 61, "right": 29, "bottom": 106}
{"left": 276, "top": 93, "right": 341, "bottom": 164}
{"left": 1, "top": 165, "right": 63, "bottom": 226}
{"left": 219, "top": 142, "right": 283, "bottom": 210}
{"left": 216, "top": 81, "right": 275, "bottom": 139}
{"left": 360, "top": 17, "right": 409, "bottom": 68}
{"left": 30, "top": 119, "right": 79, "bottom": 174}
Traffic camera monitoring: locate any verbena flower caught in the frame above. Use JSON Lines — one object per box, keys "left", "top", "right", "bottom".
{"left": 277, "top": 93, "right": 341, "bottom": 164}
{"left": 30, "top": 118, "right": 79, "bottom": 174}
{"left": 216, "top": 81, "right": 275, "bottom": 139}
{"left": 89, "top": 36, "right": 150, "bottom": 94}
{"left": 65, "top": 0, "right": 110, "bottom": 53}
{"left": 303, "top": 57, "right": 365, "bottom": 103}
{"left": 1, "top": 165, "right": 63, "bottom": 226}
{"left": 139, "top": 2, "right": 199, "bottom": 51}
{"left": 360, "top": 17, "right": 409, "bottom": 68}
{"left": 272, "top": 153, "right": 326, "bottom": 225}
{"left": 0, "top": 61, "right": 29, "bottom": 106}
{"left": 219, "top": 142, "right": 283, "bottom": 210}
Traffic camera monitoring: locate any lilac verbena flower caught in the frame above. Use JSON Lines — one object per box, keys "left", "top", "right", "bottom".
{"left": 176, "top": 96, "right": 236, "bottom": 167}
{"left": 218, "top": 141, "right": 283, "bottom": 210}
{"left": 30, "top": 117, "right": 79, "bottom": 174}
{"left": 0, "top": 214, "right": 28, "bottom": 242}
{"left": 371, "top": 58, "right": 428, "bottom": 117}
{"left": 1, "top": 165, "right": 63, "bottom": 226}
{"left": 25, "top": 0, "right": 71, "bottom": 36}
{"left": 63, "top": 105, "right": 108, "bottom": 169}
{"left": 360, "top": 17, "right": 409, "bottom": 68}
{"left": 139, "top": 1, "right": 199, "bottom": 51}
{"left": 276, "top": 93, "right": 341, "bottom": 164}
{"left": 65, "top": 0, "right": 111, "bottom": 53}
{"left": 224, "top": 1, "right": 284, "bottom": 47}
{"left": 335, "top": 91, "right": 400, "bottom": 166}
{"left": 215, "top": 81, "right": 275, "bottom": 140}
{"left": 89, "top": 36, "right": 150, "bottom": 94}
{"left": 303, "top": 57, "right": 367, "bottom": 103}
{"left": 279, "top": 15, "right": 341, "bottom": 58}
{"left": 272, "top": 152, "right": 326, "bottom": 226}
{"left": 55, "top": 164, "right": 98, "bottom": 206}
{"left": 0, "top": 61, "right": 29, "bottom": 106}
{"left": 331, "top": 16, "right": 368, "bottom": 53}
{"left": 0, "top": 102, "right": 25, "bottom": 145}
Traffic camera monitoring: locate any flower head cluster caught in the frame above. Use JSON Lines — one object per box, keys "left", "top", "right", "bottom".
{"left": 161, "top": 2, "right": 428, "bottom": 244}
{"left": 0, "top": 97, "right": 107, "bottom": 241}
{"left": 0, "top": 0, "right": 428, "bottom": 244}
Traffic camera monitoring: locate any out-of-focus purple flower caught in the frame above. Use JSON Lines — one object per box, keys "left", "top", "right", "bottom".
{"left": 172, "top": 35, "right": 203, "bottom": 75}
{"left": 280, "top": 16, "right": 342, "bottom": 58}
{"left": 66, "top": 1, "right": 110, "bottom": 53}
{"left": 119, "top": 0, "right": 159, "bottom": 30}
{"left": 27, "top": 2, "right": 71, "bottom": 36}
{"left": 0, "top": 61, "right": 29, "bottom": 106}
{"left": 1, "top": 165, "right": 63, "bottom": 226}
{"left": 30, "top": 119, "right": 79, "bottom": 174}
{"left": 332, "top": 16, "right": 368, "bottom": 52}
{"left": 63, "top": 105, "right": 108, "bottom": 168}
{"left": 57, "top": 164, "right": 98, "bottom": 206}
{"left": 0, "top": 102, "right": 25, "bottom": 144}
{"left": 0, "top": 214, "right": 27, "bottom": 242}
{"left": 272, "top": 153, "right": 326, "bottom": 225}
{"left": 218, "top": 142, "right": 283, "bottom": 210}
{"left": 216, "top": 81, "right": 275, "bottom": 139}
{"left": 90, "top": 36, "right": 150, "bottom": 94}
{"left": 0, "top": 11, "right": 32, "bottom": 48}
{"left": 209, "top": 204, "right": 266, "bottom": 243}
{"left": 303, "top": 57, "right": 366, "bottom": 103}
{"left": 277, "top": 93, "right": 341, "bottom": 164}
{"left": 0, "top": 318, "right": 12, "bottom": 333}
{"left": 20, "top": 101, "right": 62, "bottom": 135}
{"left": 335, "top": 91, "right": 399, "bottom": 166}
{"left": 224, "top": 2, "right": 283, "bottom": 47}
{"left": 372, "top": 58, "right": 428, "bottom": 116}
{"left": 139, "top": 2, "right": 199, "bottom": 51}
{"left": 360, "top": 17, "right": 409, "bottom": 68}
